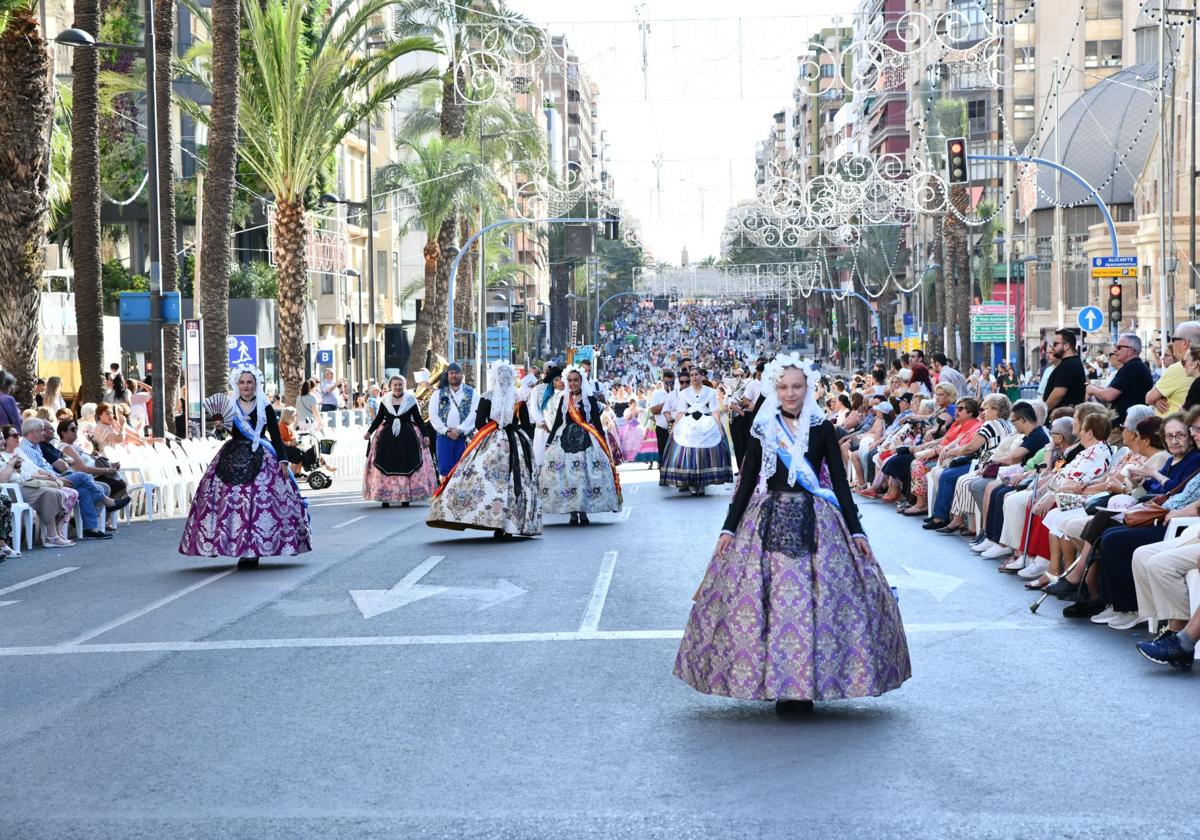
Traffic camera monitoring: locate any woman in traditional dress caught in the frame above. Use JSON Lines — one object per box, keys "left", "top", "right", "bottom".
{"left": 362, "top": 375, "right": 437, "bottom": 507}
{"left": 528, "top": 365, "right": 563, "bottom": 467}
{"left": 427, "top": 361, "right": 541, "bottom": 538}
{"left": 661, "top": 366, "right": 733, "bottom": 496}
{"left": 675, "top": 355, "right": 911, "bottom": 716}
{"left": 179, "top": 365, "right": 311, "bottom": 568}
{"left": 540, "top": 366, "right": 622, "bottom": 525}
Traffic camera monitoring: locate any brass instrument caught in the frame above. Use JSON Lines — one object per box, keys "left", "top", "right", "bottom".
{"left": 413, "top": 354, "right": 448, "bottom": 418}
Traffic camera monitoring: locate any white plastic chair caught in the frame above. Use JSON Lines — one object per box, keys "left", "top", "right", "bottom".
{"left": 0, "top": 482, "right": 34, "bottom": 550}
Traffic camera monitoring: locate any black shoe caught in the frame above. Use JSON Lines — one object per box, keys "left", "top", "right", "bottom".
{"left": 237, "top": 557, "right": 260, "bottom": 570}
{"left": 1043, "top": 577, "right": 1079, "bottom": 599}
{"left": 382, "top": 502, "right": 390, "bottom": 508}
{"left": 579, "top": 512, "right": 590, "bottom": 525}
{"left": 775, "top": 699, "right": 814, "bottom": 718}
{"left": 401, "top": 501, "right": 410, "bottom": 508}
{"left": 492, "top": 529, "right": 511, "bottom": 540}
{"left": 1063, "top": 599, "right": 1105, "bottom": 619}
{"left": 107, "top": 496, "right": 133, "bottom": 512}
{"left": 569, "top": 513, "right": 579, "bottom": 525}
{"left": 922, "top": 519, "right": 948, "bottom": 531}
{"left": 82, "top": 529, "right": 113, "bottom": 540}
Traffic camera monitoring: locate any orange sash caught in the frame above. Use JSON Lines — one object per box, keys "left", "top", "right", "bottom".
{"left": 432, "top": 421, "right": 497, "bottom": 497}
{"left": 567, "top": 397, "right": 622, "bottom": 501}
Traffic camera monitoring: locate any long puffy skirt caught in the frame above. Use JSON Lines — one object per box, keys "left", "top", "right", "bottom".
{"left": 660, "top": 438, "right": 733, "bottom": 488}
{"left": 427, "top": 429, "right": 542, "bottom": 536}
{"left": 179, "top": 445, "right": 312, "bottom": 558}
{"left": 539, "top": 437, "right": 622, "bottom": 514}
{"left": 675, "top": 490, "right": 911, "bottom": 702}
{"left": 362, "top": 433, "right": 437, "bottom": 503}
{"left": 635, "top": 426, "right": 660, "bottom": 463}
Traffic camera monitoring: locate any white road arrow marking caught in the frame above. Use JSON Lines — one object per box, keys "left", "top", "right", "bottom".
{"left": 886, "top": 565, "right": 964, "bottom": 602}
{"left": 0, "top": 567, "right": 80, "bottom": 608}
{"left": 349, "top": 555, "right": 526, "bottom": 618}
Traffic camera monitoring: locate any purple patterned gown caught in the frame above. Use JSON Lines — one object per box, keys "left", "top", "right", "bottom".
{"left": 179, "top": 405, "right": 312, "bottom": 559}
{"left": 675, "top": 419, "right": 910, "bottom": 702}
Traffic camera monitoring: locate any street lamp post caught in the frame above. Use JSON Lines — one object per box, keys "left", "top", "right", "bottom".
{"left": 59, "top": 4, "right": 166, "bottom": 437}
{"left": 345, "top": 267, "right": 363, "bottom": 392}
{"left": 321, "top": 192, "right": 377, "bottom": 393}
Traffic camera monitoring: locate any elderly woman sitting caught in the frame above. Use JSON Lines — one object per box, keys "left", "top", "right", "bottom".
{"left": 902, "top": 395, "right": 981, "bottom": 517}
{"left": 923, "top": 393, "right": 1014, "bottom": 533}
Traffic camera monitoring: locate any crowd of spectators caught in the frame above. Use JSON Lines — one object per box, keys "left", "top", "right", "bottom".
{"left": 829, "top": 324, "right": 1200, "bottom": 671}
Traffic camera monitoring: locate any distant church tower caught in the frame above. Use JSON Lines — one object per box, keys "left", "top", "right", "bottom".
{"left": 681, "top": 246, "right": 689, "bottom": 267}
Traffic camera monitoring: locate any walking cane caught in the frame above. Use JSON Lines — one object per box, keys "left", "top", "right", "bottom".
{"left": 1014, "top": 462, "right": 1048, "bottom": 569}
{"left": 1030, "top": 555, "right": 1083, "bottom": 614}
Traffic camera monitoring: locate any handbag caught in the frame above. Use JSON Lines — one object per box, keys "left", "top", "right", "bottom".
{"left": 1084, "top": 493, "right": 1114, "bottom": 516}
{"left": 1123, "top": 503, "right": 1169, "bottom": 528}
{"left": 979, "top": 461, "right": 1001, "bottom": 479}
{"left": 948, "top": 455, "right": 973, "bottom": 469}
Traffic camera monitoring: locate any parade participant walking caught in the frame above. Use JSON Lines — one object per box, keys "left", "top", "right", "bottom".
{"left": 362, "top": 375, "right": 437, "bottom": 508}
{"left": 180, "top": 365, "right": 311, "bottom": 568}
{"left": 429, "top": 363, "right": 479, "bottom": 478}
{"left": 528, "top": 365, "right": 563, "bottom": 467}
{"left": 540, "top": 366, "right": 622, "bottom": 525}
{"left": 648, "top": 370, "right": 675, "bottom": 482}
{"left": 661, "top": 366, "right": 733, "bottom": 495}
{"left": 674, "top": 354, "right": 910, "bottom": 715}
{"left": 428, "top": 361, "right": 541, "bottom": 538}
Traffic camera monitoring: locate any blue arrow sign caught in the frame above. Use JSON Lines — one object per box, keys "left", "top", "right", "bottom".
{"left": 1077, "top": 306, "right": 1104, "bottom": 333}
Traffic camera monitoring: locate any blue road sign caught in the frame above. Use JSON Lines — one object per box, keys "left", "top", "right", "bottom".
{"left": 1092, "top": 256, "right": 1138, "bottom": 269}
{"left": 227, "top": 334, "right": 258, "bottom": 367}
{"left": 316, "top": 349, "right": 334, "bottom": 366}
{"left": 1077, "top": 306, "right": 1104, "bottom": 333}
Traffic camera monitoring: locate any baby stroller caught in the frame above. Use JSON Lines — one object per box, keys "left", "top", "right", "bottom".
{"left": 293, "top": 430, "right": 334, "bottom": 490}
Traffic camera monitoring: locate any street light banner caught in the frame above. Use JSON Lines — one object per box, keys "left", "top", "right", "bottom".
{"left": 184, "top": 319, "right": 204, "bottom": 436}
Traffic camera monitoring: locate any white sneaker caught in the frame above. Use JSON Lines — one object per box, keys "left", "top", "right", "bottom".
{"left": 1107, "top": 611, "right": 1145, "bottom": 630}
{"left": 1018, "top": 558, "right": 1049, "bottom": 579}
{"left": 983, "top": 544, "right": 1013, "bottom": 560}
{"left": 1000, "top": 554, "right": 1026, "bottom": 570}
{"left": 971, "top": 539, "right": 997, "bottom": 553}
{"left": 1090, "top": 605, "right": 1120, "bottom": 624}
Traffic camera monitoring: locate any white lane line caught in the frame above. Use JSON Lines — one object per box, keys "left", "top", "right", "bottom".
{"left": 615, "top": 506, "right": 633, "bottom": 521}
{"left": 333, "top": 515, "right": 367, "bottom": 530}
{"left": 0, "top": 620, "right": 1055, "bottom": 658}
{"left": 60, "top": 569, "right": 237, "bottom": 646}
{"left": 580, "top": 550, "right": 619, "bottom": 632}
{"left": 0, "top": 567, "right": 79, "bottom": 599}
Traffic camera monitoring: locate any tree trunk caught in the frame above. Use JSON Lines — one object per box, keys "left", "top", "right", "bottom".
{"left": 155, "top": 0, "right": 180, "bottom": 427}
{"left": 456, "top": 214, "right": 475, "bottom": 382}
{"left": 550, "top": 262, "right": 571, "bottom": 353}
{"left": 274, "top": 198, "right": 308, "bottom": 403}
{"left": 431, "top": 214, "right": 457, "bottom": 360}
{"left": 0, "top": 8, "right": 52, "bottom": 408}
{"left": 404, "top": 240, "right": 439, "bottom": 378}
{"left": 440, "top": 62, "right": 466, "bottom": 140}
{"left": 198, "top": 0, "right": 239, "bottom": 397}
{"left": 70, "top": 0, "right": 104, "bottom": 405}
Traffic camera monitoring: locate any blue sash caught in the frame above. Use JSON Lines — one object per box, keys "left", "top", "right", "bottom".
{"left": 231, "top": 409, "right": 310, "bottom": 524}
{"left": 774, "top": 416, "right": 840, "bottom": 510}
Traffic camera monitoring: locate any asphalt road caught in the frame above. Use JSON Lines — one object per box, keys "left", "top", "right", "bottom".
{"left": 0, "top": 465, "right": 1192, "bottom": 839}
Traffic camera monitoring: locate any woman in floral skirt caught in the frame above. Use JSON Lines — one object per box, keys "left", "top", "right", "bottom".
{"left": 675, "top": 354, "right": 910, "bottom": 716}
{"left": 427, "top": 361, "right": 541, "bottom": 538}
{"left": 179, "top": 365, "right": 311, "bottom": 568}
{"left": 362, "top": 375, "right": 437, "bottom": 507}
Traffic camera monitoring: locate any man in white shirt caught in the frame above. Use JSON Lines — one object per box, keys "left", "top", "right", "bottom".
{"left": 318, "top": 369, "right": 339, "bottom": 414}
{"left": 428, "top": 363, "right": 479, "bottom": 477}
{"left": 648, "top": 369, "right": 676, "bottom": 480}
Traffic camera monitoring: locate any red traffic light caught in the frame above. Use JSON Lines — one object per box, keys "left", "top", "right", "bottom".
{"left": 950, "top": 142, "right": 963, "bottom": 154}
{"left": 1109, "top": 283, "right": 1121, "bottom": 296}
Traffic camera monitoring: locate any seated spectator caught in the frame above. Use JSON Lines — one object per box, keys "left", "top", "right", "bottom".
{"left": 1147, "top": 321, "right": 1200, "bottom": 415}
{"left": 0, "top": 423, "right": 71, "bottom": 547}
{"left": 1086, "top": 333, "right": 1155, "bottom": 430}
{"left": 923, "top": 393, "right": 1014, "bottom": 532}
{"left": 902, "top": 395, "right": 980, "bottom": 517}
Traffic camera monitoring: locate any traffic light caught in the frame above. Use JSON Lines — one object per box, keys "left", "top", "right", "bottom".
{"left": 1108, "top": 281, "right": 1123, "bottom": 327}
{"left": 946, "top": 137, "right": 968, "bottom": 185}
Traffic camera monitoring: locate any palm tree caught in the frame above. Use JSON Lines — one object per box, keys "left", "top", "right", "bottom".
{"left": 70, "top": 0, "right": 105, "bottom": 404}
{"left": 184, "top": 0, "right": 440, "bottom": 401}
{"left": 377, "top": 136, "right": 488, "bottom": 376}
{"left": 194, "top": 0, "right": 240, "bottom": 397}
{"left": 0, "top": 0, "right": 52, "bottom": 406}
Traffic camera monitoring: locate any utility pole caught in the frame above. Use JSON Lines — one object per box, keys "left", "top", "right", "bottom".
{"left": 1160, "top": 0, "right": 1172, "bottom": 351}
{"left": 1053, "top": 59, "right": 1064, "bottom": 331}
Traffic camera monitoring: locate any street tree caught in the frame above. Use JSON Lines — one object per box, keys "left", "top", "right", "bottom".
{"left": 183, "top": 0, "right": 440, "bottom": 401}
{"left": 376, "top": 136, "right": 489, "bottom": 376}
{"left": 0, "top": 0, "right": 53, "bottom": 406}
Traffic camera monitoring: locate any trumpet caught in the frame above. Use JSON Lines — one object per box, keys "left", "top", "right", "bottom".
{"left": 413, "top": 354, "right": 448, "bottom": 416}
